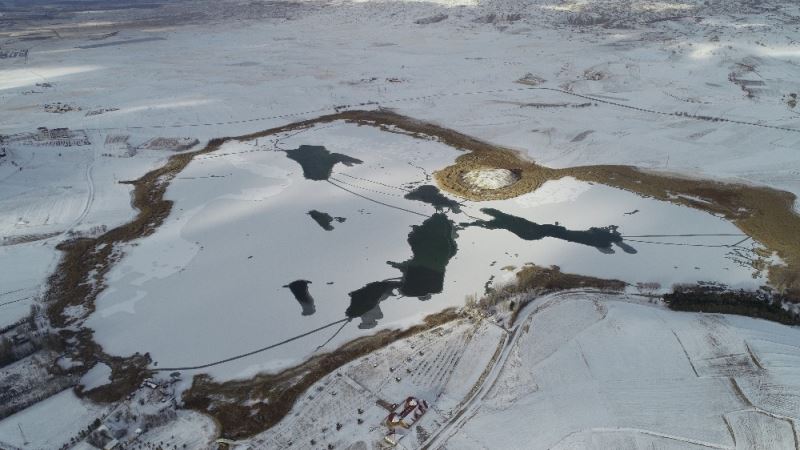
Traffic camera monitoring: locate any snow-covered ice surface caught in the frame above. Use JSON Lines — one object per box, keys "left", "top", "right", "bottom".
{"left": 86, "top": 122, "right": 762, "bottom": 381}
{"left": 79, "top": 362, "right": 112, "bottom": 391}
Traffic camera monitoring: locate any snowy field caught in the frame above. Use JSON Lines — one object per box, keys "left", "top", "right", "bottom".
{"left": 2, "top": 0, "right": 799, "bottom": 201}
{"left": 0, "top": 389, "right": 110, "bottom": 449}
{"left": 0, "top": 139, "right": 192, "bottom": 327}
{"left": 1, "top": 0, "right": 800, "bottom": 447}
{"left": 246, "top": 317, "right": 506, "bottom": 449}
{"left": 440, "top": 292, "right": 800, "bottom": 450}
{"left": 2, "top": 0, "right": 798, "bottom": 333}
{"left": 1, "top": 0, "right": 798, "bottom": 327}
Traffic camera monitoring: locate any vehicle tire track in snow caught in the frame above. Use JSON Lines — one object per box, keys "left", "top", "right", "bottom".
{"left": 672, "top": 329, "right": 700, "bottom": 377}
{"left": 0, "top": 288, "right": 26, "bottom": 297}
{"left": 553, "top": 427, "right": 734, "bottom": 449}
{"left": 75, "top": 156, "right": 95, "bottom": 229}
{"left": 0, "top": 296, "right": 33, "bottom": 308}
{"left": 62, "top": 149, "right": 96, "bottom": 235}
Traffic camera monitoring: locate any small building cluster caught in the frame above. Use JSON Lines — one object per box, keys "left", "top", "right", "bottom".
{"left": 0, "top": 48, "right": 28, "bottom": 59}
{"left": 86, "top": 107, "right": 119, "bottom": 117}
{"left": 1, "top": 127, "right": 91, "bottom": 147}
{"left": 383, "top": 396, "right": 429, "bottom": 446}
{"left": 103, "top": 134, "right": 136, "bottom": 158}
{"left": 137, "top": 376, "right": 177, "bottom": 404}
{"left": 44, "top": 102, "right": 82, "bottom": 114}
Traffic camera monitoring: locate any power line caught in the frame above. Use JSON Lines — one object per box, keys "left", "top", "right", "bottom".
{"left": 623, "top": 238, "right": 751, "bottom": 249}
{"left": 0, "top": 288, "right": 25, "bottom": 297}
{"left": 621, "top": 233, "right": 746, "bottom": 238}
{"left": 153, "top": 318, "right": 351, "bottom": 372}
{"left": 0, "top": 296, "right": 32, "bottom": 308}
{"left": 325, "top": 179, "right": 428, "bottom": 218}
{"left": 333, "top": 171, "right": 411, "bottom": 192}
{"left": 315, "top": 319, "right": 351, "bottom": 351}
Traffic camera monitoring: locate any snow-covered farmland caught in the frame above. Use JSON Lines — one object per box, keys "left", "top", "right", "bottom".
{"left": 0, "top": 389, "right": 109, "bottom": 450}
{"left": 247, "top": 317, "right": 505, "bottom": 449}
{"left": 440, "top": 292, "right": 800, "bottom": 449}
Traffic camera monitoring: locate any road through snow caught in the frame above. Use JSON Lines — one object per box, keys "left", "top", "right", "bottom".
{"left": 421, "top": 290, "right": 599, "bottom": 449}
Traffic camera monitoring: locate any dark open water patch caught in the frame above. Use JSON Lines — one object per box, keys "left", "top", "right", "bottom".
{"left": 463, "top": 208, "right": 635, "bottom": 254}
{"left": 283, "top": 280, "right": 316, "bottom": 316}
{"left": 390, "top": 212, "right": 459, "bottom": 298}
{"left": 404, "top": 185, "right": 461, "bottom": 212}
{"left": 343, "top": 213, "right": 459, "bottom": 324}
{"left": 308, "top": 210, "right": 346, "bottom": 231}
{"left": 284, "top": 145, "right": 362, "bottom": 181}
{"left": 345, "top": 280, "right": 400, "bottom": 319}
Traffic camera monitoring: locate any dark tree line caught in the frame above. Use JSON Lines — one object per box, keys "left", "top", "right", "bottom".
{"left": 664, "top": 283, "right": 800, "bottom": 325}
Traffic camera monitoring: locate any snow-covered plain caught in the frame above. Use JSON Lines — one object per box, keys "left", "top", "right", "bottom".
{"left": 442, "top": 293, "right": 800, "bottom": 450}
{"left": 0, "top": 389, "right": 109, "bottom": 449}
{"left": 2, "top": 0, "right": 800, "bottom": 447}
{"left": 2, "top": 0, "right": 798, "bottom": 332}
{"left": 0, "top": 138, "right": 192, "bottom": 327}
{"left": 2, "top": 0, "right": 799, "bottom": 200}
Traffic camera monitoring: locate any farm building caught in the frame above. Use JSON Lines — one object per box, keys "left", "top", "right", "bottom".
{"left": 385, "top": 396, "right": 428, "bottom": 429}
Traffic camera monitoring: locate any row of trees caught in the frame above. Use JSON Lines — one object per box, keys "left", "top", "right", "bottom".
{"left": 664, "top": 283, "right": 800, "bottom": 325}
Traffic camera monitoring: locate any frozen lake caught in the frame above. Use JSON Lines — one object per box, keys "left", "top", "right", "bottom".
{"left": 87, "top": 122, "right": 762, "bottom": 380}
